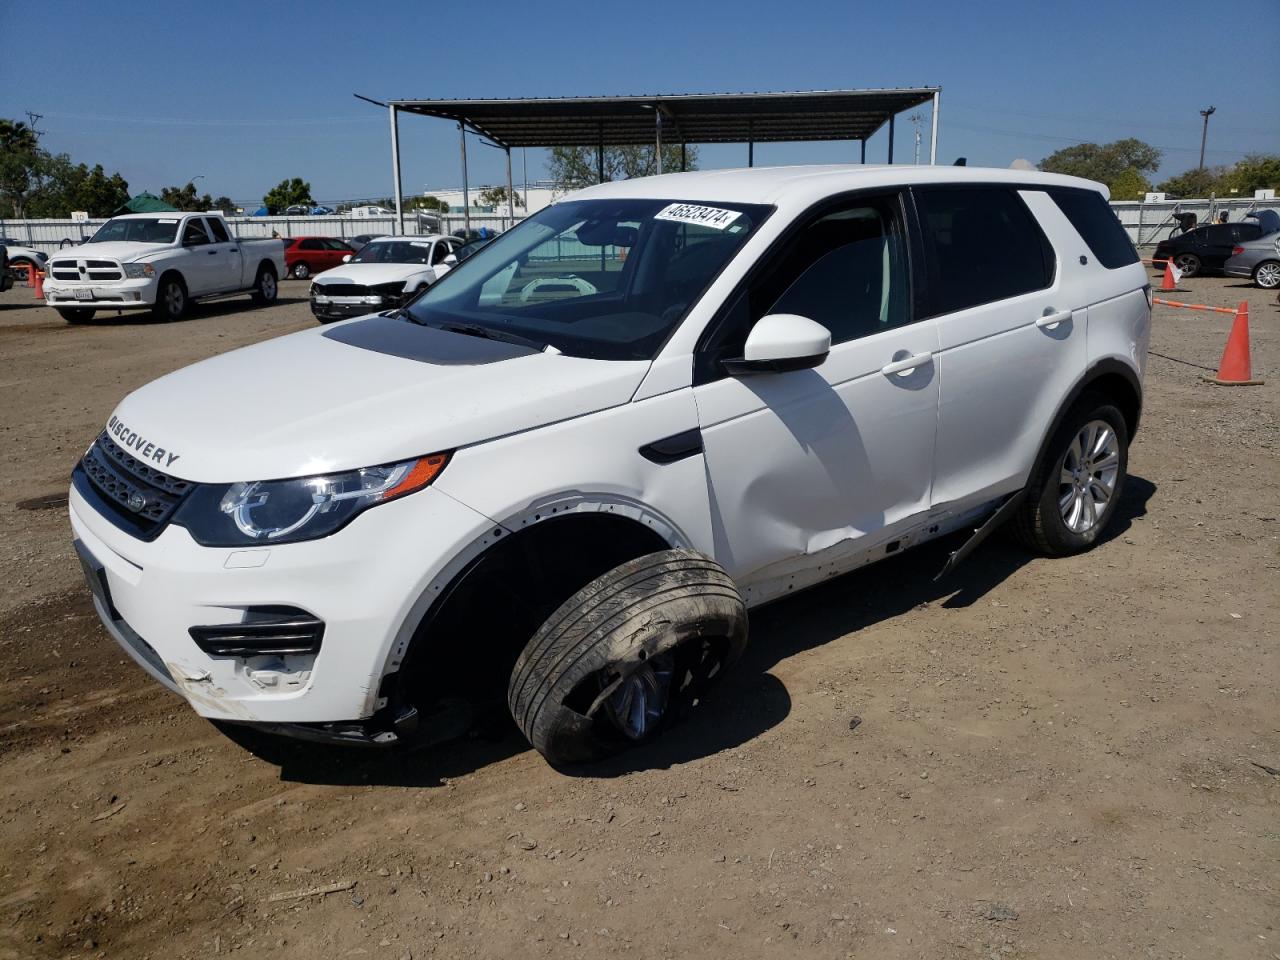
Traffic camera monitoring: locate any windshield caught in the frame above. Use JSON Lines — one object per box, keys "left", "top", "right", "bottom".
{"left": 405, "top": 198, "right": 770, "bottom": 360}
{"left": 350, "top": 240, "right": 433, "bottom": 264}
{"left": 88, "top": 218, "right": 180, "bottom": 244}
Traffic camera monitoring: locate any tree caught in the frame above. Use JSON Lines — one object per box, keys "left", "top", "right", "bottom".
{"left": 548, "top": 144, "right": 698, "bottom": 190}
{"left": 0, "top": 119, "right": 42, "bottom": 216}
{"left": 1038, "top": 138, "right": 1162, "bottom": 186}
{"left": 476, "top": 185, "right": 524, "bottom": 209}
{"left": 160, "top": 182, "right": 217, "bottom": 211}
{"left": 1221, "top": 154, "right": 1280, "bottom": 196}
{"left": 1108, "top": 167, "right": 1151, "bottom": 201}
{"left": 210, "top": 196, "right": 236, "bottom": 214}
{"left": 26, "top": 158, "right": 130, "bottom": 217}
{"left": 1158, "top": 166, "right": 1228, "bottom": 198}
{"left": 263, "top": 177, "right": 313, "bottom": 214}
{"left": 406, "top": 194, "right": 450, "bottom": 213}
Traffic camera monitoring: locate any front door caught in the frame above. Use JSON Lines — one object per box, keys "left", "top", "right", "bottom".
{"left": 180, "top": 217, "right": 220, "bottom": 295}
{"left": 693, "top": 192, "right": 940, "bottom": 590}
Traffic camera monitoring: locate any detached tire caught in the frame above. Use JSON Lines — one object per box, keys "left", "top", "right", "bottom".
{"left": 57, "top": 307, "right": 96, "bottom": 324}
{"left": 508, "top": 549, "right": 748, "bottom": 766}
{"left": 1013, "top": 392, "right": 1129, "bottom": 557}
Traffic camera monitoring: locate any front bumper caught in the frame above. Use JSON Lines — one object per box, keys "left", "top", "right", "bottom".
{"left": 69, "top": 480, "right": 495, "bottom": 725}
{"left": 310, "top": 292, "right": 403, "bottom": 321}
{"left": 44, "top": 277, "right": 157, "bottom": 308}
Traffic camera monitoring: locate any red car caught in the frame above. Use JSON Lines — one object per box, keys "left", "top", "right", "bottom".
{"left": 283, "top": 236, "right": 355, "bottom": 280}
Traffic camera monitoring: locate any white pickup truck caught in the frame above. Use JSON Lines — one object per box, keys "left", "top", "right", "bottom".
{"left": 43, "top": 213, "right": 286, "bottom": 324}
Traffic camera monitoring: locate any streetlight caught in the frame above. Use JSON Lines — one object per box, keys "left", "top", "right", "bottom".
{"left": 1198, "top": 106, "right": 1215, "bottom": 171}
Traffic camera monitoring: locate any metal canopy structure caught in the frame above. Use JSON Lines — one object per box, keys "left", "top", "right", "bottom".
{"left": 357, "top": 87, "right": 942, "bottom": 234}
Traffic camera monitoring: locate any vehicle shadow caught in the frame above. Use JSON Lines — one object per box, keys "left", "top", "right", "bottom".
{"left": 229, "top": 475, "right": 1155, "bottom": 787}
{"left": 54, "top": 293, "right": 309, "bottom": 326}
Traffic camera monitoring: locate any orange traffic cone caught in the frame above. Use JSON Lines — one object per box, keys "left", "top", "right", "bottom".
{"left": 1202, "top": 302, "right": 1264, "bottom": 386}
{"left": 1160, "top": 258, "right": 1180, "bottom": 291}
{"left": 32, "top": 269, "right": 43, "bottom": 299}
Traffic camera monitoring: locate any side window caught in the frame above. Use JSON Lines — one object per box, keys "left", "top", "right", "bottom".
{"left": 326, "top": 238, "right": 349, "bottom": 251}
{"left": 299, "top": 238, "right": 322, "bottom": 251}
{"left": 915, "top": 186, "right": 1055, "bottom": 316}
{"left": 757, "top": 200, "right": 910, "bottom": 345}
{"left": 182, "top": 218, "right": 211, "bottom": 246}
{"left": 207, "top": 218, "right": 231, "bottom": 243}
{"left": 430, "top": 241, "right": 451, "bottom": 265}
{"left": 1045, "top": 187, "right": 1137, "bottom": 268}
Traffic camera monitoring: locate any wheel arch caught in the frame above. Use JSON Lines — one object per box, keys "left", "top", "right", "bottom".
{"left": 377, "top": 498, "right": 690, "bottom": 716}
{"left": 1028, "top": 358, "right": 1142, "bottom": 484}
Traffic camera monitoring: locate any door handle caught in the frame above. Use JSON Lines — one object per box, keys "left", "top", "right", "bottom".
{"left": 881, "top": 352, "right": 933, "bottom": 376}
{"left": 207, "top": 250, "right": 218, "bottom": 255}
{"left": 1036, "top": 309, "right": 1072, "bottom": 329}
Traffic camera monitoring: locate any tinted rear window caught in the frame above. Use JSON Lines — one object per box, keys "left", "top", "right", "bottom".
{"left": 915, "top": 186, "right": 1055, "bottom": 316}
{"left": 1048, "top": 188, "right": 1138, "bottom": 268}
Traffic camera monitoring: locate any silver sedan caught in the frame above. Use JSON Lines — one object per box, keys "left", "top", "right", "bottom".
{"left": 1225, "top": 230, "right": 1280, "bottom": 289}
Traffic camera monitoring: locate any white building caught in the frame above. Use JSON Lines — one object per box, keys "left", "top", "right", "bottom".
{"left": 419, "top": 180, "right": 560, "bottom": 217}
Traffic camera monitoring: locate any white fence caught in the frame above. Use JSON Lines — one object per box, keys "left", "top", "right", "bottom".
{"left": 0, "top": 213, "right": 522, "bottom": 253}
{"left": 4, "top": 197, "right": 1277, "bottom": 255}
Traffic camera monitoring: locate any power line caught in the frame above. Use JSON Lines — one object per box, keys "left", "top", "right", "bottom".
{"left": 39, "top": 111, "right": 380, "bottom": 128}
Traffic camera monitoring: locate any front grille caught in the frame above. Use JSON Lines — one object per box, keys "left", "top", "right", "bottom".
{"left": 77, "top": 432, "right": 194, "bottom": 539}
{"left": 49, "top": 259, "right": 123, "bottom": 282}
{"left": 313, "top": 282, "right": 374, "bottom": 297}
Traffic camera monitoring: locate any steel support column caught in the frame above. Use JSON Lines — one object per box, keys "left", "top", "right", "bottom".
{"left": 888, "top": 113, "right": 895, "bottom": 164}
{"left": 655, "top": 110, "right": 663, "bottom": 175}
{"left": 929, "top": 90, "right": 939, "bottom": 165}
{"left": 459, "top": 122, "right": 470, "bottom": 234}
{"left": 506, "top": 147, "right": 514, "bottom": 229}
{"left": 860, "top": 139, "right": 866, "bottom": 164}
{"left": 389, "top": 105, "right": 404, "bottom": 235}
{"left": 680, "top": 142, "right": 687, "bottom": 172}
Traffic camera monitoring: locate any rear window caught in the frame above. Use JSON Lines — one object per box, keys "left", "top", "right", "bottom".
{"left": 915, "top": 186, "right": 1055, "bottom": 316}
{"left": 1048, "top": 188, "right": 1138, "bottom": 268}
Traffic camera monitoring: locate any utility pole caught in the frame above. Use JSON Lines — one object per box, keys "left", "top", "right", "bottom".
{"left": 909, "top": 113, "right": 923, "bottom": 164}
{"left": 1198, "top": 106, "right": 1216, "bottom": 170}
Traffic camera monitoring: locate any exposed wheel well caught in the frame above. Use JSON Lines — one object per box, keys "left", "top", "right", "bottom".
{"left": 391, "top": 512, "right": 672, "bottom": 713}
{"left": 256, "top": 260, "right": 277, "bottom": 278}
{"left": 1081, "top": 370, "right": 1141, "bottom": 438}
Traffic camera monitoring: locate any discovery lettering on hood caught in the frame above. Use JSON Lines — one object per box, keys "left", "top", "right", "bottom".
{"left": 107, "top": 415, "right": 180, "bottom": 468}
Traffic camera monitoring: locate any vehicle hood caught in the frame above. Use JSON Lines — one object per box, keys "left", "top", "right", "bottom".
{"left": 56, "top": 241, "right": 169, "bottom": 263}
{"left": 106, "top": 316, "right": 650, "bottom": 483}
{"left": 312, "top": 262, "right": 433, "bottom": 286}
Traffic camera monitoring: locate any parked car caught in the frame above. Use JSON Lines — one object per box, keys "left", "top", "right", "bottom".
{"left": 347, "top": 233, "right": 380, "bottom": 252}
{"left": 309, "top": 234, "right": 458, "bottom": 321}
{"left": 68, "top": 166, "right": 1148, "bottom": 765}
{"left": 1152, "top": 221, "right": 1264, "bottom": 277}
{"left": 0, "top": 238, "right": 49, "bottom": 277}
{"left": 283, "top": 236, "right": 355, "bottom": 279}
{"left": 42, "top": 213, "right": 284, "bottom": 323}
{"left": 1225, "top": 231, "right": 1280, "bottom": 289}
{"left": 447, "top": 236, "right": 493, "bottom": 265}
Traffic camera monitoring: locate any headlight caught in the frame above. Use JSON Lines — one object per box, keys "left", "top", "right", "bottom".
{"left": 173, "top": 454, "right": 449, "bottom": 546}
{"left": 123, "top": 263, "right": 155, "bottom": 279}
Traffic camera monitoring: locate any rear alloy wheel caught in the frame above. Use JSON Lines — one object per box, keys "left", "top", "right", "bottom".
{"left": 1013, "top": 394, "right": 1128, "bottom": 556}
{"left": 1173, "top": 252, "right": 1201, "bottom": 277}
{"left": 508, "top": 549, "right": 748, "bottom": 766}
{"left": 291, "top": 261, "right": 310, "bottom": 280}
{"left": 1253, "top": 260, "right": 1280, "bottom": 289}
{"left": 251, "top": 265, "right": 278, "bottom": 304}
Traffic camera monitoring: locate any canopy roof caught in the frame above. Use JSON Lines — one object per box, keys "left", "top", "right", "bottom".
{"left": 114, "top": 192, "right": 178, "bottom": 215}
{"left": 382, "top": 88, "right": 939, "bottom": 147}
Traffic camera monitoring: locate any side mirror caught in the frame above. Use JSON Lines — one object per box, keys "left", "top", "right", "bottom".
{"left": 723, "top": 314, "right": 831, "bottom": 375}
{"left": 442, "top": 253, "right": 458, "bottom": 266}
{"left": 342, "top": 254, "right": 352, "bottom": 263}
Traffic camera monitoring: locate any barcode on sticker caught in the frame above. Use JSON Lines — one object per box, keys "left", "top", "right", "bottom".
{"left": 654, "top": 203, "right": 742, "bottom": 230}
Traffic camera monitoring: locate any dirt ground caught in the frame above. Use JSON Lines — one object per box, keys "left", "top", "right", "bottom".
{"left": 0, "top": 273, "right": 1276, "bottom": 960}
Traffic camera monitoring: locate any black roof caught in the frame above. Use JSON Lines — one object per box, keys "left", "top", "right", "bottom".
{"left": 377, "top": 89, "right": 938, "bottom": 148}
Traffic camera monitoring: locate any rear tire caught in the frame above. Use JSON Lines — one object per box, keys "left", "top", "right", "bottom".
{"left": 57, "top": 307, "right": 95, "bottom": 324}
{"left": 1173, "top": 252, "right": 1201, "bottom": 277}
{"left": 152, "top": 274, "right": 187, "bottom": 322}
{"left": 291, "top": 261, "right": 310, "bottom": 280}
{"left": 507, "top": 549, "right": 748, "bottom": 766}
{"left": 1012, "top": 393, "right": 1128, "bottom": 557}
{"left": 1253, "top": 260, "right": 1280, "bottom": 289}
{"left": 251, "top": 264, "right": 278, "bottom": 304}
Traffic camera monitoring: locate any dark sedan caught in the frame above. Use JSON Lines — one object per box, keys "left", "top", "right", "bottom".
{"left": 1152, "top": 221, "right": 1263, "bottom": 277}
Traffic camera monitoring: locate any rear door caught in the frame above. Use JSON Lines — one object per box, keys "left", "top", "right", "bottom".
{"left": 915, "top": 184, "right": 1085, "bottom": 513}
{"left": 1199, "top": 224, "right": 1238, "bottom": 269}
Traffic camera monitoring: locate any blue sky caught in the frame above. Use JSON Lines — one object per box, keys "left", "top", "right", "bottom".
{"left": 2, "top": 0, "right": 1277, "bottom": 206}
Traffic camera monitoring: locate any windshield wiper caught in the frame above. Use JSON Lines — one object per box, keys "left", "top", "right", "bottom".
{"left": 438, "top": 321, "right": 548, "bottom": 352}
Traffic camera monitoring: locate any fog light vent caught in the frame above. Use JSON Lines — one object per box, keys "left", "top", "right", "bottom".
{"left": 190, "top": 607, "right": 324, "bottom": 657}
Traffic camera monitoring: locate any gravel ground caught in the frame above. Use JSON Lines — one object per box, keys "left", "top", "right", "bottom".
{"left": 0, "top": 272, "right": 1276, "bottom": 960}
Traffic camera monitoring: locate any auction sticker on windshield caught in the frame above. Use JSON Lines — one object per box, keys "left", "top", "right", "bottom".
{"left": 654, "top": 203, "right": 742, "bottom": 230}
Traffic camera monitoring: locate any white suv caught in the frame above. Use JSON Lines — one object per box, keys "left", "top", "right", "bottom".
{"left": 69, "top": 166, "right": 1149, "bottom": 764}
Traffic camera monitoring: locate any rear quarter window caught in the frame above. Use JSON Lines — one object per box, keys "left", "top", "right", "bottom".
{"left": 1046, "top": 188, "right": 1138, "bottom": 269}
